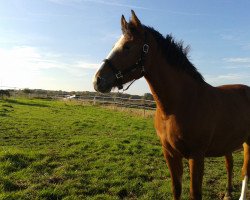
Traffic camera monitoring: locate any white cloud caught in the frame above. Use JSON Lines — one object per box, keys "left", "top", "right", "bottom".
{"left": 223, "top": 57, "right": 250, "bottom": 64}
{"left": 220, "top": 34, "right": 239, "bottom": 41}
{"left": 0, "top": 46, "right": 99, "bottom": 90}
{"left": 216, "top": 73, "right": 250, "bottom": 80}
{"left": 74, "top": 61, "right": 100, "bottom": 69}
{"left": 0, "top": 46, "right": 63, "bottom": 71}
{"left": 48, "top": 0, "right": 154, "bottom": 10}
{"left": 205, "top": 73, "right": 250, "bottom": 86}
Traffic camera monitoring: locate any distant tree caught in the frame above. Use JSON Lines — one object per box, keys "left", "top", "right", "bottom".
{"left": 143, "top": 93, "right": 154, "bottom": 100}
{"left": 130, "top": 95, "right": 141, "bottom": 99}
{"left": 0, "top": 90, "right": 10, "bottom": 99}
{"left": 23, "top": 88, "right": 32, "bottom": 94}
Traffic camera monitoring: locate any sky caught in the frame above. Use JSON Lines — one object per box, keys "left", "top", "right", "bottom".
{"left": 0, "top": 0, "right": 250, "bottom": 95}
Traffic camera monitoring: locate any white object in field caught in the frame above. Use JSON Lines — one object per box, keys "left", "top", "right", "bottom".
{"left": 239, "top": 175, "right": 248, "bottom": 200}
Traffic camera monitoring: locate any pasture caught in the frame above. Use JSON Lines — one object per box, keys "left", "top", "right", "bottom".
{"left": 0, "top": 98, "right": 246, "bottom": 199}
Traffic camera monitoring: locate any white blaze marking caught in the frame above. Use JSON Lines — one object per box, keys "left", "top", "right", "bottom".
{"left": 106, "top": 35, "right": 124, "bottom": 59}
{"left": 239, "top": 175, "right": 248, "bottom": 200}
{"left": 93, "top": 35, "right": 124, "bottom": 84}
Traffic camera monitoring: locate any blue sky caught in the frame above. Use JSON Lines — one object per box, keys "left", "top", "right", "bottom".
{"left": 0, "top": 0, "right": 250, "bottom": 94}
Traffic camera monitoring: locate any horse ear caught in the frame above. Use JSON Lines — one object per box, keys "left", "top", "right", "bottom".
{"left": 130, "top": 10, "right": 142, "bottom": 28}
{"left": 121, "top": 15, "right": 128, "bottom": 34}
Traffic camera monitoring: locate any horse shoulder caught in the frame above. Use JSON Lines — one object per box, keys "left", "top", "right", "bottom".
{"left": 154, "top": 108, "right": 189, "bottom": 157}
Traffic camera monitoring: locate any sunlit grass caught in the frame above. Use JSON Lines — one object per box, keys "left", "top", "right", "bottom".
{"left": 0, "top": 98, "right": 246, "bottom": 199}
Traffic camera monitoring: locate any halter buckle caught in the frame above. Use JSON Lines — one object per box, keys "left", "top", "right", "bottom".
{"left": 116, "top": 71, "right": 123, "bottom": 79}
{"left": 143, "top": 44, "right": 149, "bottom": 53}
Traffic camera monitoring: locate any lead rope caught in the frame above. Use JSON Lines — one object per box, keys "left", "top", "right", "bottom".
{"left": 122, "top": 79, "right": 137, "bottom": 92}
{"left": 116, "top": 78, "right": 138, "bottom": 94}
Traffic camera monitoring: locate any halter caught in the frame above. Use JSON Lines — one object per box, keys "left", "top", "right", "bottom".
{"left": 103, "top": 33, "right": 149, "bottom": 91}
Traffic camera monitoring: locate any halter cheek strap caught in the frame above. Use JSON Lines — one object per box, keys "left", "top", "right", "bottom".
{"left": 103, "top": 33, "right": 149, "bottom": 91}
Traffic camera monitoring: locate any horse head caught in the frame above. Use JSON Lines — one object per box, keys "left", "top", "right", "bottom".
{"left": 93, "top": 10, "right": 149, "bottom": 93}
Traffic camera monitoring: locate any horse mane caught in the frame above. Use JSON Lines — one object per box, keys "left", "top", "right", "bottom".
{"left": 144, "top": 26, "right": 205, "bottom": 83}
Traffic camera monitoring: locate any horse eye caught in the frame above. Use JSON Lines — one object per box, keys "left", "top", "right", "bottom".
{"left": 123, "top": 44, "right": 131, "bottom": 50}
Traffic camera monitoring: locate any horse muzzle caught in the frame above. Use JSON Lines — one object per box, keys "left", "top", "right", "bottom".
{"left": 93, "top": 75, "right": 113, "bottom": 93}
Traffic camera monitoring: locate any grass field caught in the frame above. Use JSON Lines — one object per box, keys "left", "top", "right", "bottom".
{"left": 0, "top": 98, "right": 247, "bottom": 199}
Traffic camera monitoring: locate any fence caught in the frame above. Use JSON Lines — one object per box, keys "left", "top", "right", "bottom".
{"left": 65, "top": 95, "right": 156, "bottom": 111}
{"left": 0, "top": 86, "right": 156, "bottom": 113}
{"left": 93, "top": 95, "right": 155, "bottom": 110}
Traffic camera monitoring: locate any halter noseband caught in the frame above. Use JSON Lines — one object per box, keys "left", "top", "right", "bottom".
{"left": 103, "top": 33, "right": 149, "bottom": 91}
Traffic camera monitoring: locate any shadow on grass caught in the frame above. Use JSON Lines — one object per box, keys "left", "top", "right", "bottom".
{"left": 4, "top": 99, "right": 50, "bottom": 108}
{"left": 0, "top": 113, "right": 8, "bottom": 117}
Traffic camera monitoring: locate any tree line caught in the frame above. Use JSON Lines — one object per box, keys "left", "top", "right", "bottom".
{"left": 0, "top": 88, "right": 154, "bottom": 100}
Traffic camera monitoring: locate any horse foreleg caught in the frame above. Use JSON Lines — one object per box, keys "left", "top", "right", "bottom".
{"left": 239, "top": 142, "right": 250, "bottom": 200}
{"left": 189, "top": 156, "right": 204, "bottom": 200}
{"left": 224, "top": 153, "right": 233, "bottom": 200}
{"left": 162, "top": 145, "right": 183, "bottom": 200}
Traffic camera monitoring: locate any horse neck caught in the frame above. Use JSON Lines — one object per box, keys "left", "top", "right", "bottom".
{"left": 144, "top": 48, "right": 205, "bottom": 116}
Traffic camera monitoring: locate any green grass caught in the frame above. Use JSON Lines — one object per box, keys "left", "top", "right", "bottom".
{"left": 0, "top": 98, "right": 247, "bottom": 199}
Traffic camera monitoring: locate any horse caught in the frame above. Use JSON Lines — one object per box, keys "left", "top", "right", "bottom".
{"left": 93, "top": 10, "right": 250, "bottom": 200}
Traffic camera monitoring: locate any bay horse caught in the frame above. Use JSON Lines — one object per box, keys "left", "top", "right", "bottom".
{"left": 93, "top": 10, "right": 250, "bottom": 200}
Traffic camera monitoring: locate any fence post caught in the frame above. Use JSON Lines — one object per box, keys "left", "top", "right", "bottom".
{"left": 93, "top": 96, "right": 96, "bottom": 105}
{"left": 13, "top": 88, "right": 16, "bottom": 99}
{"left": 143, "top": 99, "right": 146, "bottom": 117}
{"left": 113, "top": 96, "right": 116, "bottom": 110}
